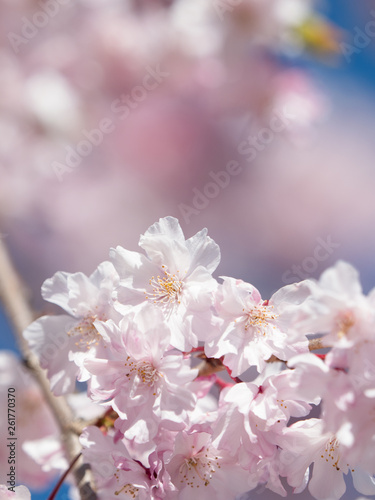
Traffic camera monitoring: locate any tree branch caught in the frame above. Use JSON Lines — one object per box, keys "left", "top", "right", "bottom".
{"left": 0, "top": 239, "right": 97, "bottom": 499}
{"left": 196, "top": 337, "right": 328, "bottom": 376}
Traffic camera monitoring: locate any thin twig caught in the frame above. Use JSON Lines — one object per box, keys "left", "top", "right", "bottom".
{"left": 0, "top": 239, "right": 97, "bottom": 499}
{"left": 47, "top": 453, "right": 81, "bottom": 500}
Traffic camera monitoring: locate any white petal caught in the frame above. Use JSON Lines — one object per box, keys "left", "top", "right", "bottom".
{"left": 185, "top": 227, "right": 220, "bottom": 274}
{"left": 41, "top": 271, "right": 74, "bottom": 314}
{"left": 139, "top": 217, "right": 190, "bottom": 271}
{"left": 141, "top": 216, "right": 185, "bottom": 243}
{"left": 320, "top": 261, "right": 362, "bottom": 298}
{"left": 309, "top": 453, "right": 346, "bottom": 500}
{"left": 293, "top": 466, "right": 310, "bottom": 494}
{"left": 352, "top": 468, "right": 375, "bottom": 496}
{"left": 23, "top": 315, "right": 78, "bottom": 395}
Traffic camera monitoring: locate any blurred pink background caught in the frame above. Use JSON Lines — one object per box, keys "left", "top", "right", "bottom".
{"left": 0, "top": 1, "right": 374, "bottom": 306}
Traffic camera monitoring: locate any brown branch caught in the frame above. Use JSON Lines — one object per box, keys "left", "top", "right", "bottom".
{"left": 196, "top": 337, "right": 328, "bottom": 375}
{"left": 196, "top": 355, "right": 226, "bottom": 378}
{"left": 308, "top": 337, "right": 326, "bottom": 351}
{"left": 267, "top": 337, "right": 327, "bottom": 363}
{"left": 0, "top": 239, "right": 97, "bottom": 499}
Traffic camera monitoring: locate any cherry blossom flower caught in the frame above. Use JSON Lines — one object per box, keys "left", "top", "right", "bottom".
{"left": 211, "top": 366, "right": 316, "bottom": 496}
{"left": 84, "top": 306, "right": 197, "bottom": 444}
{"left": 288, "top": 351, "right": 375, "bottom": 475}
{"left": 165, "top": 430, "right": 251, "bottom": 500}
{"left": 295, "top": 261, "right": 375, "bottom": 348}
{"left": 279, "top": 418, "right": 375, "bottom": 500}
{"left": 204, "top": 277, "right": 310, "bottom": 375}
{"left": 80, "top": 426, "right": 160, "bottom": 500}
{"left": 110, "top": 216, "right": 220, "bottom": 351}
{"left": 23, "top": 261, "right": 120, "bottom": 395}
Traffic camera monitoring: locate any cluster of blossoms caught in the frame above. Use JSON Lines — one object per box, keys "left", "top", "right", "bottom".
{"left": 18, "top": 217, "right": 375, "bottom": 499}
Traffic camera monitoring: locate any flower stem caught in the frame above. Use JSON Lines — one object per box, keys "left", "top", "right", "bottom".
{"left": 47, "top": 453, "right": 81, "bottom": 500}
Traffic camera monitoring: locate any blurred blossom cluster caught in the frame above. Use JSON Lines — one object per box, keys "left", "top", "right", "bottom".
{"left": 0, "top": 0, "right": 342, "bottom": 301}
{"left": 0, "top": 351, "right": 64, "bottom": 489}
